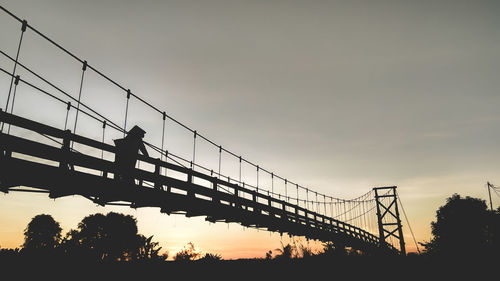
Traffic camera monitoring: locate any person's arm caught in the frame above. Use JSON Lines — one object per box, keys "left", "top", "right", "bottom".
{"left": 139, "top": 142, "right": 149, "bottom": 157}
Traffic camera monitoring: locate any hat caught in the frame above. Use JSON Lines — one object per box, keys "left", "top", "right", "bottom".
{"left": 127, "top": 125, "right": 146, "bottom": 137}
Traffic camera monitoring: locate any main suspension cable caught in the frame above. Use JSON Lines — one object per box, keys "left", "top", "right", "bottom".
{"left": 0, "top": 4, "right": 373, "bottom": 206}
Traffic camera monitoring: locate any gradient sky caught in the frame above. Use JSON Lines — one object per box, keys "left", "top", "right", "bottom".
{"left": 1, "top": 0, "right": 499, "bottom": 258}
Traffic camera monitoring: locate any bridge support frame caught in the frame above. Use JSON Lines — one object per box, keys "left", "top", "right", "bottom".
{"left": 374, "top": 186, "right": 406, "bottom": 256}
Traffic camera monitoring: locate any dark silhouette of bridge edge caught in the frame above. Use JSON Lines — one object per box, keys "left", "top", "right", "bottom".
{"left": 0, "top": 109, "right": 403, "bottom": 254}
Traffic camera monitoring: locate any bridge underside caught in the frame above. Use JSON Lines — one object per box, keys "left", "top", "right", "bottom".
{"left": 0, "top": 155, "right": 375, "bottom": 253}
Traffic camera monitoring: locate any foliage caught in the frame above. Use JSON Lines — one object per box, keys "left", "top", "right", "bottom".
{"left": 63, "top": 212, "right": 143, "bottom": 261}
{"left": 173, "top": 242, "right": 201, "bottom": 261}
{"left": 265, "top": 250, "right": 273, "bottom": 260}
{"left": 59, "top": 212, "right": 166, "bottom": 262}
{"left": 319, "top": 241, "right": 346, "bottom": 257}
{"left": 422, "top": 194, "right": 500, "bottom": 257}
{"left": 298, "top": 243, "right": 314, "bottom": 258}
{"left": 23, "top": 214, "right": 62, "bottom": 250}
{"left": 137, "top": 235, "right": 168, "bottom": 261}
{"left": 0, "top": 247, "right": 20, "bottom": 256}
{"left": 4, "top": 212, "right": 168, "bottom": 263}
{"left": 199, "top": 253, "right": 222, "bottom": 262}
{"left": 274, "top": 242, "right": 295, "bottom": 260}
{"left": 320, "top": 242, "right": 337, "bottom": 256}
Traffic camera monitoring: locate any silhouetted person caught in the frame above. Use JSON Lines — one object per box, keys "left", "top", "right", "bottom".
{"left": 114, "top": 125, "right": 149, "bottom": 185}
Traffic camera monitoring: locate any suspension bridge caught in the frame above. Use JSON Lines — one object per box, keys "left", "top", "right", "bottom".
{"left": 0, "top": 5, "right": 415, "bottom": 255}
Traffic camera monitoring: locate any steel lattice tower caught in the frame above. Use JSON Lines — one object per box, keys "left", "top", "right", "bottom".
{"left": 374, "top": 186, "right": 406, "bottom": 256}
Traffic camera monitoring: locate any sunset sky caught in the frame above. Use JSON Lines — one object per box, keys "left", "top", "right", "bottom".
{"left": 1, "top": 0, "right": 499, "bottom": 259}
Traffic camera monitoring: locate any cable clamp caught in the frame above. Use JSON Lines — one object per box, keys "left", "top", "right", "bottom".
{"left": 21, "top": 20, "right": 27, "bottom": 32}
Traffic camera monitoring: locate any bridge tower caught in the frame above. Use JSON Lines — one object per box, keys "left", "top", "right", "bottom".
{"left": 374, "top": 186, "right": 406, "bottom": 256}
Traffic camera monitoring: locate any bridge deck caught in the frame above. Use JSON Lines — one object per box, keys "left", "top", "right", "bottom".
{"left": 0, "top": 109, "right": 393, "bottom": 253}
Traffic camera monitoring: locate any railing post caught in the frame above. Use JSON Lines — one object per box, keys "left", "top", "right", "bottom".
{"left": 267, "top": 191, "right": 273, "bottom": 218}
{"left": 212, "top": 177, "right": 220, "bottom": 205}
{"left": 59, "top": 129, "right": 72, "bottom": 170}
{"left": 187, "top": 166, "right": 194, "bottom": 197}
{"left": 294, "top": 205, "right": 299, "bottom": 224}
{"left": 138, "top": 167, "right": 143, "bottom": 187}
{"left": 235, "top": 183, "right": 242, "bottom": 208}
{"left": 282, "top": 202, "right": 287, "bottom": 222}
{"left": 154, "top": 158, "right": 162, "bottom": 191}
{"left": 252, "top": 191, "right": 259, "bottom": 215}
{"left": 0, "top": 108, "right": 3, "bottom": 134}
{"left": 0, "top": 117, "right": 11, "bottom": 193}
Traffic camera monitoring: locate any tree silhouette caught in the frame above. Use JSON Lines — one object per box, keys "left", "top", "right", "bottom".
{"left": 316, "top": 241, "right": 347, "bottom": 258}
{"left": 22, "top": 214, "right": 62, "bottom": 250}
{"left": 69, "top": 213, "right": 108, "bottom": 260}
{"left": 60, "top": 229, "right": 84, "bottom": 257}
{"left": 173, "top": 242, "right": 201, "bottom": 261}
{"left": 298, "top": 243, "right": 313, "bottom": 258}
{"left": 0, "top": 247, "right": 21, "bottom": 258}
{"left": 274, "top": 242, "right": 295, "bottom": 260}
{"left": 64, "top": 212, "right": 159, "bottom": 262}
{"left": 492, "top": 207, "right": 500, "bottom": 254}
{"left": 265, "top": 250, "right": 273, "bottom": 260}
{"left": 422, "top": 194, "right": 496, "bottom": 257}
{"left": 137, "top": 235, "right": 167, "bottom": 261}
{"left": 199, "top": 253, "right": 222, "bottom": 262}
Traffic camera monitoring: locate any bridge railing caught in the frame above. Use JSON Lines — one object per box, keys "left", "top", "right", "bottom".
{"left": 0, "top": 109, "right": 395, "bottom": 251}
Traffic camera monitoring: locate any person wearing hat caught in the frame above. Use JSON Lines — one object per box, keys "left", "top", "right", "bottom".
{"left": 113, "top": 125, "right": 149, "bottom": 185}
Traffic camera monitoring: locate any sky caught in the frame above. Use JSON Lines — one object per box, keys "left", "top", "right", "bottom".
{"left": 0, "top": 0, "right": 499, "bottom": 258}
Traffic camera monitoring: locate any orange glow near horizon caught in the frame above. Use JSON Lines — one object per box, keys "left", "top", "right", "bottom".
{"left": 0, "top": 189, "right": 424, "bottom": 259}
{"left": 0, "top": 191, "right": 321, "bottom": 259}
